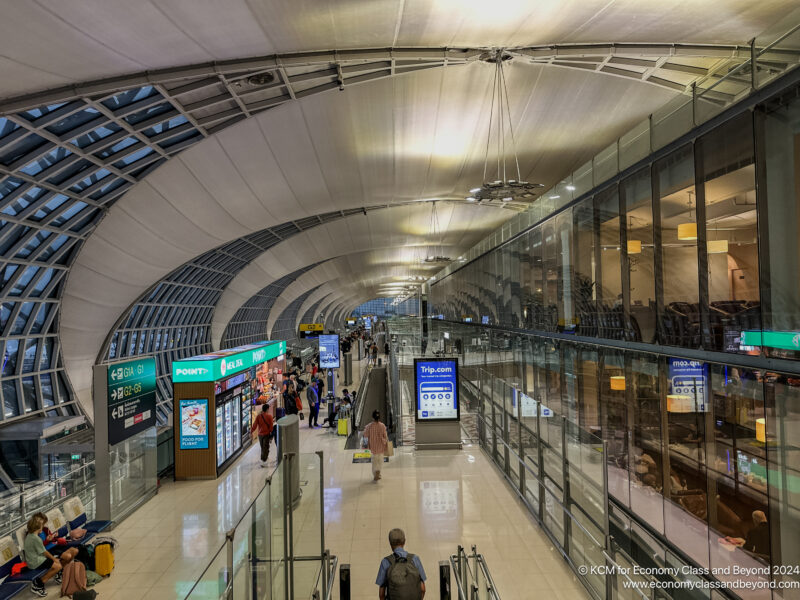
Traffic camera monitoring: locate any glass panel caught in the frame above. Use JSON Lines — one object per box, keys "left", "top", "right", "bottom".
{"left": 232, "top": 503, "right": 254, "bottom": 600}
{"left": 597, "top": 187, "right": 623, "bottom": 340}
{"left": 602, "top": 349, "right": 630, "bottom": 507}
{"left": 622, "top": 166, "right": 657, "bottom": 344}
{"left": 700, "top": 112, "right": 759, "bottom": 354}
{"left": 629, "top": 353, "right": 665, "bottom": 533}
{"left": 183, "top": 544, "right": 229, "bottom": 600}
{"left": 573, "top": 198, "right": 597, "bottom": 337}
{"left": 2, "top": 379, "right": 19, "bottom": 417}
{"left": 761, "top": 92, "right": 800, "bottom": 360}
{"left": 665, "top": 354, "right": 710, "bottom": 569}
{"left": 764, "top": 373, "right": 800, "bottom": 598}
{"left": 657, "top": 144, "right": 700, "bottom": 349}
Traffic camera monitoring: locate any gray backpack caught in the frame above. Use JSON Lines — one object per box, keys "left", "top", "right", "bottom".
{"left": 385, "top": 553, "right": 422, "bottom": 599}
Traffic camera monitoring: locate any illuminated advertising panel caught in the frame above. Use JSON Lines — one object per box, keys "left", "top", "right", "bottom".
{"left": 414, "top": 358, "right": 459, "bottom": 421}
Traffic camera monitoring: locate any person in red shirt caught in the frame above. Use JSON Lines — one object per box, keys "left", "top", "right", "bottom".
{"left": 252, "top": 404, "right": 275, "bottom": 467}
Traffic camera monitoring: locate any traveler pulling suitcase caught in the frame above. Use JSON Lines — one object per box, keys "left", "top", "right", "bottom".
{"left": 94, "top": 542, "right": 114, "bottom": 576}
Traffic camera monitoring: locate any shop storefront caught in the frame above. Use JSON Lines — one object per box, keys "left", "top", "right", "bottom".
{"left": 171, "top": 340, "right": 286, "bottom": 480}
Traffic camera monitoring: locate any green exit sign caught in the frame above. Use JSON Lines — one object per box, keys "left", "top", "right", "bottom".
{"left": 741, "top": 330, "right": 800, "bottom": 351}
{"left": 71, "top": 454, "right": 81, "bottom": 460}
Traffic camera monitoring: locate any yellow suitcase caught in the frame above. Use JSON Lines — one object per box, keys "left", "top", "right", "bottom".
{"left": 94, "top": 543, "right": 114, "bottom": 576}
{"left": 337, "top": 418, "right": 349, "bottom": 436}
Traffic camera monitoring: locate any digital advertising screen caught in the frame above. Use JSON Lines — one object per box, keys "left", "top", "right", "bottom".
{"left": 179, "top": 399, "right": 209, "bottom": 449}
{"left": 668, "top": 358, "right": 709, "bottom": 412}
{"left": 318, "top": 334, "right": 340, "bottom": 368}
{"left": 414, "top": 358, "right": 459, "bottom": 421}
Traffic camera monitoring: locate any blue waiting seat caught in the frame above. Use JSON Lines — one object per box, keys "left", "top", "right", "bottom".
{"left": 63, "top": 498, "right": 112, "bottom": 534}
{"left": 0, "top": 535, "right": 48, "bottom": 599}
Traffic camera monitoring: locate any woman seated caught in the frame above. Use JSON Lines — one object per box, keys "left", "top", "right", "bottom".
{"left": 23, "top": 514, "right": 77, "bottom": 597}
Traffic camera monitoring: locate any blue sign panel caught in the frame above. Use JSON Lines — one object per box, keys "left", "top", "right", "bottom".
{"left": 414, "top": 358, "right": 460, "bottom": 421}
{"left": 319, "top": 334, "right": 340, "bottom": 369}
{"left": 179, "top": 399, "right": 209, "bottom": 449}
{"left": 668, "top": 358, "right": 709, "bottom": 412}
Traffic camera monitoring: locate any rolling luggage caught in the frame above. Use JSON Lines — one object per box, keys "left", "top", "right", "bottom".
{"left": 94, "top": 543, "right": 114, "bottom": 576}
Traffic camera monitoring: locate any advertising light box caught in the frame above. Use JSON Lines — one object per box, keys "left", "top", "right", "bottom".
{"left": 415, "top": 358, "right": 459, "bottom": 421}
{"left": 172, "top": 340, "right": 286, "bottom": 383}
{"left": 179, "top": 399, "right": 209, "bottom": 449}
{"left": 318, "top": 334, "right": 340, "bottom": 369}
{"left": 668, "top": 358, "right": 709, "bottom": 412}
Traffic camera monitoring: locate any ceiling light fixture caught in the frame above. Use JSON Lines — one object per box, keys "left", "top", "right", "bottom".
{"left": 566, "top": 185, "right": 576, "bottom": 191}
{"left": 466, "top": 50, "right": 543, "bottom": 207}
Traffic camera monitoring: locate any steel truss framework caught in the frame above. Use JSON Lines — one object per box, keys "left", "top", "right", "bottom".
{"left": 2, "top": 43, "right": 795, "bottom": 424}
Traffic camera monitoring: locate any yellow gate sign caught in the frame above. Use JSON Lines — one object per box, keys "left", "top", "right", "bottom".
{"left": 299, "top": 323, "right": 324, "bottom": 338}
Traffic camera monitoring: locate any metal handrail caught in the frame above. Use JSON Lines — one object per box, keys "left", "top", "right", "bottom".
{"left": 450, "top": 545, "right": 501, "bottom": 600}
{"left": 322, "top": 554, "right": 339, "bottom": 600}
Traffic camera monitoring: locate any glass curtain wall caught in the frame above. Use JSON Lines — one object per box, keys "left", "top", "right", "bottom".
{"left": 427, "top": 82, "right": 800, "bottom": 598}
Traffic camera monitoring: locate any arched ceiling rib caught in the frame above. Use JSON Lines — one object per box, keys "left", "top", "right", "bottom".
{"left": 2, "top": 0, "right": 797, "bottom": 100}
{"left": 259, "top": 248, "right": 445, "bottom": 335}
{"left": 212, "top": 203, "right": 506, "bottom": 346}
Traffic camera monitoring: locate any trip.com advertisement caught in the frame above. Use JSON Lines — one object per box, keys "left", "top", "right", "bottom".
{"left": 414, "top": 358, "right": 460, "bottom": 421}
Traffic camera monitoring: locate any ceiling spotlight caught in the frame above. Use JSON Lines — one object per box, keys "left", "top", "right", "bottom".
{"left": 549, "top": 195, "right": 560, "bottom": 200}
{"left": 466, "top": 196, "right": 476, "bottom": 202}
{"left": 566, "top": 185, "right": 576, "bottom": 191}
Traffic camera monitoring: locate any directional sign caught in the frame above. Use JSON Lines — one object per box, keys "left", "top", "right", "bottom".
{"left": 105, "top": 357, "right": 157, "bottom": 445}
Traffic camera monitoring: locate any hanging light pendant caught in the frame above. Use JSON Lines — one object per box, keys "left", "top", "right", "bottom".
{"left": 677, "top": 223, "right": 698, "bottom": 241}
{"left": 707, "top": 239, "right": 729, "bottom": 254}
{"left": 467, "top": 50, "right": 543, "bottom": 206}
{"left": 677, "top": 190, "right": 698, "bottom": 241}
{"left": 627, "top": 240, "right": 642, "bottom": 254}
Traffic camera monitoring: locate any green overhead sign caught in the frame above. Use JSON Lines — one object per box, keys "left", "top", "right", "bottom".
{"left": 741, "top": 331, "right": 800, "bottom": 351}
{"left": 172, "top": 340, "right": 286, "bottom": 383}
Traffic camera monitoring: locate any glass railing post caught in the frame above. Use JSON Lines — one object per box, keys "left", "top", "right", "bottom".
{"left": 536, "top": 406, "right": 545, "bottom": 523}
{"left": 561, "top": 415, "right": 571, "bottom": 556}
{"left": 317, "top": 450, "right": 327, "bottom": 597}
{"left": 602, "top": 439, "right": 613, "bottom": 600}
{"left": 225, "top": 528, "right": 234, "bottom": 600}
{"left": 282, "top": 453, "right": 292, "bottom": 600}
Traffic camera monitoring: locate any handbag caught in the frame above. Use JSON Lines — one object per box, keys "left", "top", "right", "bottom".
{"left": 299, "top": 412, "right": 304, "bottom": 420}
{"left": 386, "top": 441, "right": 394, "bottom": 457}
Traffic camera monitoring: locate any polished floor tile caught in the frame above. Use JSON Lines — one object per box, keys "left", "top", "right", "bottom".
{"left": 31, "top": 357, "right": 586, "bottom": 598}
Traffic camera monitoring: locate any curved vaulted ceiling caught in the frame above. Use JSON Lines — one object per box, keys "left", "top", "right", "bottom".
{"left": 1, "top": 0, "right": 797, "bottom": 425}
{"left": 2, "top": 0, "right": 796, "bottom": 100}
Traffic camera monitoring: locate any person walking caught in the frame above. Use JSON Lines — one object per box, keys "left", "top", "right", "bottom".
{"left": 306, "top": 379, "right": 320, "bottom": 427}
{"left": 375, "top": 528, "right": 426, "bottom": 600}
{"left": 283, "top": 382, "right": 299, "bottom": 416}
{"left": 251, "top": 404, "right": 274, "bottom": 467}
{"left": 362, "top": 410, "right": 388, "bottom": 481}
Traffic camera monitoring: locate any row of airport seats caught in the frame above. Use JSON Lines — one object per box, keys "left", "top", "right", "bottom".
{"left": 0, "top": 497, "right": 111, "bottom": 599}
{"left": 662, "top": 301, "right": 761, "bottom": 349}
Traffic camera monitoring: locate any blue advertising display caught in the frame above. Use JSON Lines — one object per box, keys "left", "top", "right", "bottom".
{"left": 668, "top": 359, "right": 709, "bottom": 412}
{"left": 414, "top": 358, "right": 459, "bottom": 421}
{"left": 318, "top": 334, "right": 340, "bottom": 369}
{"left": 179, "top": 398, "right": 209, "bottom": 449}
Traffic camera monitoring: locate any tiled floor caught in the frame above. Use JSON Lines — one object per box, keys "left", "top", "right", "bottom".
{"left": 32, "top": 358, "right": 587, "bottom": 599}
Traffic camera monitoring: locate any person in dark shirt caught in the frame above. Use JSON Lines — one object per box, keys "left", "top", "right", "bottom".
{"left": 741, "top": 510, "right": 770, "bottom": 556}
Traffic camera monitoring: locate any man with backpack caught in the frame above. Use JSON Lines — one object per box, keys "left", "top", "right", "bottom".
{"left": 375, "top": 528, "right": 426, "bottom": 599}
